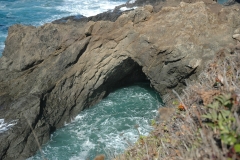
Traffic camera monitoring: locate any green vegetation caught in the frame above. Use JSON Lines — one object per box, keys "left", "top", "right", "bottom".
{"left": 202, "top": 94, "right": 240, "bottom": 148}
{"left": 150, "top": 119, "right": 156, "bottom": 126}
{"left": 113, "top": 49, "right": 240, "bottom": 159}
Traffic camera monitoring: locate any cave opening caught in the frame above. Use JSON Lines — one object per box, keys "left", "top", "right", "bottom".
{"left": 30, "top": 58, "right": 163, "bottom": 160}
{"left": 108, "top": 57, "right": 151, "bottom": 94}
{"left": 85, "top": 56, "right": 157, "bottom": 110}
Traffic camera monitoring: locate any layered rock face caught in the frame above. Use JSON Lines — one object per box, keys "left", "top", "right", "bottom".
{"left": 0, "top": 2, "right": 240, "bottom": 159}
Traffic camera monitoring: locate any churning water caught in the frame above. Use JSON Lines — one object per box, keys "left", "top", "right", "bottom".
{"left": 0, "top": 1, "right": 162, "bottom": 159}
{"left": 0, "top": 0, "right": 128, "bottom": 56}
{"left": 29, "top": 83, "right": 162, "bottom": 160}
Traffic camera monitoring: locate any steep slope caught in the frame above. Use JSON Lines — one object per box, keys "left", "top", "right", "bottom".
{"left": 0, "top": 2, "right": 239, "bottom": 159}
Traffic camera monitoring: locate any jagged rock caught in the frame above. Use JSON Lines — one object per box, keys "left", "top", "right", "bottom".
{"left": 85, "top": 21, "right": 96, "bottom": 36}
{"left": 0, "top": 1, "right": 240, "bottom": 159}
{"left": 233, "top": 34, "right": 240, "bottom": 41}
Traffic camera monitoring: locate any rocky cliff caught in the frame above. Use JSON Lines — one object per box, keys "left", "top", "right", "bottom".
{"left": 0, "top": 1, "right": 240, "bottom": 159}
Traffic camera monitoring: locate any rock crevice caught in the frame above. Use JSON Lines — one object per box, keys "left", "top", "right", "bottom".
{"left": 0, "top": 2, "right": 240, "bottom": 159}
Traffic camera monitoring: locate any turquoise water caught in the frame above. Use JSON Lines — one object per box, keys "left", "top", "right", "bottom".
{"left": 1, "top": 1, "right": 162, "bottom": 159}
{"left": 0, "top": 0, "right": 127, "bottom": 56}
{"left": 29, "top": 83, "right": 162, "bottom": 160}
{"left": 0, "top": 0, "right": 233, "bottom": 56}
{"left": 217, "top": 0, "right": 231, "bottom": 4}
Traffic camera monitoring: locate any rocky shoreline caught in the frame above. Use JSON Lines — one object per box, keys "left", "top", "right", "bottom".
{"left": 0, "top": 0, "right": 240, "bottom": 159}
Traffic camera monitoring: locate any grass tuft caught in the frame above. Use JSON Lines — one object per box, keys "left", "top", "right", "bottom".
{"left": 114, "top": 48, "right": 240, "bottom": 160}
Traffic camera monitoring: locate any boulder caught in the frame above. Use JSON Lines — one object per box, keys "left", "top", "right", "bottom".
{"left": 233, "top": 34, "right": 240, "bottom": 41}
{"left": 0, "top": 2, "right": 240, "bottom": 159}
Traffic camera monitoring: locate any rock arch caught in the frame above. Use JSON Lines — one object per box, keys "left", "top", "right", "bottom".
{"left": 0, "top": 2, "right": 240, "bottom": 159}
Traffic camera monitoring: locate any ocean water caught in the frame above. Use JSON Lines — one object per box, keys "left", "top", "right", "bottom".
{"left": 0, "top": 1, "right": 163, "bottom": 160}
{"left": 0, "top": 0, "right": 128, "bottom": 56}
{"left": 29, "top": 83, "right": 162, "bottom": 160}
{"left": 217, "top": 0, "right": 231, "bottom": 4}
{"left": 0, "top": 0, "right": 232, "bottom": 57}
{"left": 0, "top": 119, "right": 17, "bottom": 133}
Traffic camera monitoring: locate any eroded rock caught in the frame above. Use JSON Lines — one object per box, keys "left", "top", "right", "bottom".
{"left": 233, "top": 34, "right": 240, "bottom": 41}
{"left": 0, "top": 2, "right": 240, "bottom": 159}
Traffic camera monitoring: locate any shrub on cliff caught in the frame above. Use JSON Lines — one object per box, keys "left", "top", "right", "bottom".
{"left": 114, "top": 48, "right": 240, "bottom": 159}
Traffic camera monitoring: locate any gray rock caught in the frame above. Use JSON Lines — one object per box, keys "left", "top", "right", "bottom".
{"left": 233, "top": 34, "right": 240, "bottom": 41}
{"left": 0, "top": 2, "right": 240, "bottom": 159}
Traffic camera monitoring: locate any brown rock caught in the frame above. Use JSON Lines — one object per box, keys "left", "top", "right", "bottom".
{"left": 0, "top": 2, "right": 240, "bottom": 159}
{"left": 234, "top": 28, "right": 240, "bottom": 34}
{"left": 85, "top": 21, "right": 96, "bottom": 36}
{"left": 94, "top": 154, "right": 105, "bottom": 160}
{"left": 233, "top": 34, "right": 240, "bottom": 41}
{"left": 144, "top": 5, "right": 154, "bottom": 13}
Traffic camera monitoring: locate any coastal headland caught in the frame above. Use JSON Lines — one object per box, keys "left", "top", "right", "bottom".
{"left": 0, "top": 0, "right": 240, "bottom": 159}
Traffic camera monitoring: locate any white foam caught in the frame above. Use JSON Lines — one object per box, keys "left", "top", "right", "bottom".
{"left": 0, "top": 119, "right": 17, "bottom": 133}
{"left": 0, "top": 31, "right": 7, "bottom": 56}
{"left": 69, "top": 137, "right": 95, "bottom": 160}
{"left": 74, "top": 113, "right": 87, "bottom": 121}
{"left": 120, "top": 6, "right": 137, "bottom": 11}
{"left": 120, "top": 6, "right": 129, "bottom": 11}
{"left": 57, "top": 0, "right": 126, "bottom": 17}
{"left": 128, "top": 0, "right": 136, "bottom": 3}
{"left": 29, "top": 84, "right": 161, "bottom": 159}
{"left": 35, "top": 14, "right": 66, "bottom": 26}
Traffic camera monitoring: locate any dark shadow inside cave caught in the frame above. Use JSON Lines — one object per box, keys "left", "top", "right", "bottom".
{"left": 113, "top": 60, "right": 149, "bottom": 88}
{"left": 84, "top": 57, "right": 155, "bottom": 111}
{"left": 32, "top": 67, "right": 162, "bottom": 160}
{"left": 103, "top": 57, "right": 152, "bottom": 98}
{"left": 30, "top": 57, "right": 163, "bottom": 160}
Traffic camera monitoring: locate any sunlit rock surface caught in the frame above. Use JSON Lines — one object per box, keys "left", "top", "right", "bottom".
{"left": 0, "top": 1, "right": 240, "bottom": 159}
